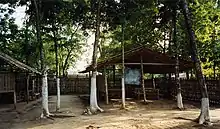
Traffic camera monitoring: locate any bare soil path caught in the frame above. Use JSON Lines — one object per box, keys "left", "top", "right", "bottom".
{"left": 1, "top": 95, "right": 220, "bottom": 129}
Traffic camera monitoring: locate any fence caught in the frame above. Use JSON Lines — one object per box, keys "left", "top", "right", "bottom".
{"left": 170, "top": 79, "right": 220, "bottom": 104}
{"left": 47, "top": 74, "right": 220, "bottom": 104}
{"left": 48, "top": 76, "right": 90, "bottom": 95}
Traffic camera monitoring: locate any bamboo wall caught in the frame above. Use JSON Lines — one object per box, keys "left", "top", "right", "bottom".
{"left": 47, "top": 75, "right": 220, "bottom": 104}
{"left": 48, "top": 76, "right": 90, "bottom": 95}
{"left": 170, "top": 79, "right": 220, "bottom": 104}
{"left": 0, "top": 73, "right": 15, "bottom": 93}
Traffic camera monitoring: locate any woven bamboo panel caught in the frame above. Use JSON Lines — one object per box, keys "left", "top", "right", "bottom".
{"left": 170, "top": 79, "right": 220, "bottom": 104}
{"left": 48, "top": 76, "right": 90, "bottom": 95}
{"left": 0, "top": 73, "right": 15, "bottom": 92}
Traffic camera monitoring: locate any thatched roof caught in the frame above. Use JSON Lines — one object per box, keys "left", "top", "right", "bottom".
{"left": 0, "top": 52, "right": 41, "bottom": 74}
{"left": 80, "top": 46, "right": 194, "bottom": 74}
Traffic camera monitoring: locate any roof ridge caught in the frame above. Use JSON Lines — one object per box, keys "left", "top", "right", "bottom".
{"left": 0, "top": 51, "right": 41, "bottom": 74}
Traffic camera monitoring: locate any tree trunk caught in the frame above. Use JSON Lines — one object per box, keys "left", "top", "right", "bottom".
{"left": 33, "top": 0, "right": 50, "bottom": 117}
{"left": 63, "top": 49, "right": 72, "bottom": 76}
{"left": 121, "top": 23, "right": 126, "bottom": 109}
{"left": 104, "top": 68, "right": 109, "bottom": 104}
{"left": 173, "top": 8, "right": 183, "bottom": 109}
{"left": 56, "top": 77, "right": 60, "bottom": 111}
{"left": 180, "top": 0, "right": 211, "bottom": 125}
{"left": 25, "top": 21, "right": 29, "bottom": 65}
{"left": 168, "top": 26, "right": 172, "bottom": 98}
{"left": 52, "top": 21, "right": 60, "bottom": 112}
{"left": 26, "top": 74, "right": 30, "bottom": 104}
{"left": 89, "top": 0, "right": 103, "bottom": 114}
{"left": 41, "top": 71, "right": 50, "bottom": 117}
{"left": 141, "top": 56, "right": 147, "bottom": 102}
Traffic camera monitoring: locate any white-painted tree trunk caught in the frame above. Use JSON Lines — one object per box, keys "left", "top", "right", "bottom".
{"left": 177, "top": 92, "right": 183, "bottom": 109}
{"left": 104, "top": 70, "right": 109, "bottom": 105}
{"left": 90, "top": 71, "right": 103, "bottom": 113}
{"left": 41, "top": 72, "right": 50, "bottom": 117}
{"left": 121, "top": 77, "right": 125, "bottom": 108}
{"left": 173, "top": 7, "right": 184, "bottom": 109}
{"left": 199, "top": 98, "right": 211, "bottom": 125}
{"left": 181, "top": 0, "right": 211, "bottom": 124}
{"left": 56, "top": 77, "right": 60, "bottom": 111}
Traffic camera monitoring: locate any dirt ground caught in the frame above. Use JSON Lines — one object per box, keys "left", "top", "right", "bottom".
{"left": 1, "top": 95, "right": 220, "bottom": 129}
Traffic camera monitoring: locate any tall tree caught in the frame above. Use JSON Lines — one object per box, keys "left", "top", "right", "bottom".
{"left": 172, "top": 4, "right": 183, "bottom": 109}
{"left": 180, "top": 0, "right": 211, "bottom": 125}
{"left": 121, "top": 22, "right": 126, "bottom": 108}
{"left": 51, "top": 17, "right": 60, "bottom": 111}
{"left": 89, "top": 0, "right": 104, "bottom": 114}
{"left": 33, "top": 0, "right": 50, "bottom": 117}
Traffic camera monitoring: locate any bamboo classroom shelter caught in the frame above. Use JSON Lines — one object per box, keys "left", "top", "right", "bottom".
{"left": 80, "top": 46, "right": 194, "bottom": 102}
{"left": 0, "top": 52, "right": 41, "bottom": 108}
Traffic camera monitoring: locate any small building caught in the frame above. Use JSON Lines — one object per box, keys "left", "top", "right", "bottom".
{"left": 0, "top": 52, "right": 41, "bottom": 108}
{"left": 80, "top": 46, "right": 193, "bottom": 100}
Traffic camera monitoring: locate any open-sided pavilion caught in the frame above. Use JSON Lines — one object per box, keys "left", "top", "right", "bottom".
{"left": 80, "top": 46, "right": 194, "bottom": 102}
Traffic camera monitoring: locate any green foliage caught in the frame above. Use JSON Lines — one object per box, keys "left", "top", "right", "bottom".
{"left": 0, "top": 5, "right": 18, "bottom": 54}
{"left": 43, "top": 26, "right": 86, "bottom": 76}
{"left": 190, "top": 0, "right": 220, "bottom": 77}
{"left": 1, "top": 0, "right": 220, "bottom": 78}
{"left": 0, "top": 0, "right": 86, "bottom": 74}
{"left": 99, "top": 0, "right": 163, "bottom": 60}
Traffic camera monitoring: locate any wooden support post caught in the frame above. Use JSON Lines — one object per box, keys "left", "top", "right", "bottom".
{"left": 26, "top": 74, "right": 30, "bottom": 103}
{"left": 37, "top": 76, "right": 40, "bottom": 94}
{"left": 152, "top": 74, "right": 155, "bottom": 89}
{"left": 13, "top": 91, "right": 16, "bottom": 109}
{"left": 186, "top": 71, "right": 189, "bottom": 80}
{"left": 190, "top": 69, "right": 193, "bottom": 79}
{"left": 104, "top": 68, "right": 109, "bottom": 104}
{"left": 88, "top": 71, "right": 91, "bottom": 94}
{"left": 32, "top": 78, "right": 35, "bottom": 100}
{"left": 113, "top": 65, "right": 116, "bottom": 87}
{"left": 141, "top": 56, "right": 147, "bottom": 102}
{"left": 32, "top": 78, "right": 35, "bottom": 93}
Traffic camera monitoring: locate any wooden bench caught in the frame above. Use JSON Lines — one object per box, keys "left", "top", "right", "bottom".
{"left": 134, "top": 88, "right": 159, "bottom": 100}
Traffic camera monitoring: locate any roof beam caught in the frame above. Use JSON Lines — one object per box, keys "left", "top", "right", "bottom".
{"left": 118, "top": 63, "right": 176, "bottom": 66}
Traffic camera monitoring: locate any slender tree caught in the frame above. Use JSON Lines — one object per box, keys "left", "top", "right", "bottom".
{"left": 121, "top": 22, "right": 126, "bottom": 109}
{"left": 180, "top": 0, "right": 211, "bottom": 125}
{"left": 172, "top": 6, "right": 183, "bottom": 109}
{"left": 51, "top": 18, "right": 60, "bottom": 112}
{"left": 33, "top": 0, "right": 50, "bottom": 117}
{"left": 90, "top": 0, "right": 104, "bottom": 114}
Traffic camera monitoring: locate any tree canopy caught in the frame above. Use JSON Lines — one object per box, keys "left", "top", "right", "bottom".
{"left": 0, "top": 0, "right": 219, "bottom": 77}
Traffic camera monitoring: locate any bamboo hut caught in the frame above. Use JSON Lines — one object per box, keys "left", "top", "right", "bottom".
{"left": 80, "top": 46, "right": 193, "bottom": 101}
{"left": 0, "top": 52, "right": 41, "bottom": 108}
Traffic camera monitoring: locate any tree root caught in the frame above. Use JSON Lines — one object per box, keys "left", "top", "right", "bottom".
{"left": 197, "top": 98, "right": 212, "bottom": 125}
{"left": 198, "top": 116, "right": 212, "bottom": 126}
{"left": 172, "top": 107, "right": 186, "bottom": 111}
{"left": 82, "top": 106, "right": 104, "bottom": 115}
{"left": 40, "top": 113, "right": 55, "bottom": 120}
{"left": 97, "top": 106, "right": 104, "bottom": 112}
{"left": 40, "top": 110, "right": 55, "bottom": 119}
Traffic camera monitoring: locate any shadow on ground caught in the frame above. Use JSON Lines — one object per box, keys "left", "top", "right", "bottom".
{"left": 1, "top": 95, "right": 220, "bottom": 129}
